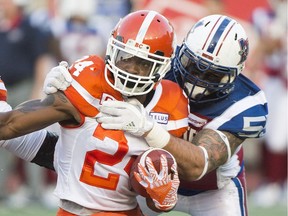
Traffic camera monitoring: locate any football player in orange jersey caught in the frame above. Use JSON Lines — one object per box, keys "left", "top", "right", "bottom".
{"left": 0, "top": 10, "right": 188, "bottom": 215}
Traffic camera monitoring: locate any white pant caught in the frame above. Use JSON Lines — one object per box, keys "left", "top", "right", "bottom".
{"left": 137, "top": 177, "right": 247, "bottom": 216}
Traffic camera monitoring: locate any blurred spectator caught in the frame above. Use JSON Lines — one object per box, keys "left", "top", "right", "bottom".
{"left": 0, "top": 0, "right": 54, "bottom": 106}
{"left": 0, "top": 0, "right": 56, "bottom": 208}
{"left": 55, "top": 0, "right": 106, "bottom": 63}
{"left": 249, "top": 0, "right": 287, "bottom": 207}
{"left": 33, "top": 0, "right": 133, "bottom": 64}
{"left": 90, "top": 0, "right": 133, "bottom": 41}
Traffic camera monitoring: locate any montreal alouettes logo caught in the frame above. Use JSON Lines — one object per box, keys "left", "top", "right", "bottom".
{"left": 238, "top": 38, "right": 249, "bottom": 65}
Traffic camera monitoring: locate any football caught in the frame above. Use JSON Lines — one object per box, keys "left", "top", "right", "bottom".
{"left": 129, "top": 148, "right": 176, "bottom": 197}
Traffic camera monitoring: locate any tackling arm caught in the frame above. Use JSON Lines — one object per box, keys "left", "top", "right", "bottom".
{"left": 97, "top": 99, "right": 244, "bottom": 181}
{"left": 164, "top": 129, "right": 244, "bottom": 181}
{"left": 0, "top": 92, "right": 80, "bottom": 140}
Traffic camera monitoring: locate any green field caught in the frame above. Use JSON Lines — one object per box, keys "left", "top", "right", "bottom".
{"left": 0, "top": 200, "right": 286, "bottom": 216}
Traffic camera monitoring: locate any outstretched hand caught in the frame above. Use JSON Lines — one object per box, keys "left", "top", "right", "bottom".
{"left": 134, "top": 154, "right": 179, "bottom": 211}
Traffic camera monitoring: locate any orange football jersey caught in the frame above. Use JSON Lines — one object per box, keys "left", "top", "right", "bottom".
{"left": 53, "top": 55, "right": 188, "bottom": 211}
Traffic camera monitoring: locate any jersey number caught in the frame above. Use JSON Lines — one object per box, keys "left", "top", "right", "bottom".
{"left": 79, "top": 126, "right": 130, "bottom": 190}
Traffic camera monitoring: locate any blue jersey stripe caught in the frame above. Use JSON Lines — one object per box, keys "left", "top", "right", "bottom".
{"left": 232, "top": 176, "right": 246, "bottom": 216}
{"left": 207, "top": 18, "right": 231, "bottom": 54}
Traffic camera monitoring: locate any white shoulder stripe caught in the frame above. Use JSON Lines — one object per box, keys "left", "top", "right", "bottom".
{"left": 205, "top": 91, "right": 267, "bottom": 129}
{"left": 71, "top": 80, "right": 100, "bottom": 109}
{"left": 135, "top": 11, "right": 157, "bottom": 43}
{"left": 145, "top": 82, "right": 162, "bottom": 112}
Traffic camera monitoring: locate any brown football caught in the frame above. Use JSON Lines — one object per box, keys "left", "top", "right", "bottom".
{"left": 129, "top": 148, "right": 176, "bottom": 197}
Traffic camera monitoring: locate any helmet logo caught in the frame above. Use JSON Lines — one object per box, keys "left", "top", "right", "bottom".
{"left": 238, "top": 38, "right": 249, "bottom": 64}
{"left": 127, "top": 39, "right": 150, "bottom": 51}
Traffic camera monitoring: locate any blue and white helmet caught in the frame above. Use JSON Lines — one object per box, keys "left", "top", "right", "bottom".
{"left": 174, "top": 14, "right": 249, "bottom": 103}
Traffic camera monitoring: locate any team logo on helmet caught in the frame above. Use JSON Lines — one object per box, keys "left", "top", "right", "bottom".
{"left": 238, "top": 38, "right": 249, "bottom": 65}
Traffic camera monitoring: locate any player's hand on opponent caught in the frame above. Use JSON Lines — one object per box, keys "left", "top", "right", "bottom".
{"left": 97, "top": 99, "right": 171, "bottom": 148}
{"left": 43, "top": 61, "right": 73, "bottom": 94}
{"left": 0, "top": 79, "right": 12, "bottom": 112}
{"left": 97, "top": 99, "right": 154, "bottom": 136}
{"left": 135, "top": 154, "right": 179, "bottom": 211}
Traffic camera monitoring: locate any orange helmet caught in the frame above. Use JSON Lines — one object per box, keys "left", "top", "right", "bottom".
{"left": 105, "top": 10, "right": 176, "bottom": 96}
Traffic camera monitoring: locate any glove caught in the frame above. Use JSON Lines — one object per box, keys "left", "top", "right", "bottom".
{"left": 134, "top": 154, "right": 179, "bottom": 211}
{"left": 97, "top": 99, "right": 154, "bottom": 136}
{"left": 97, "top": 99, "right": 171, "bottom": 148}
{"left": 0, "top": 79, "right": 12, "bottom": 111}
{"left": 43, "top": 61, "right": 73, "bottom": 94}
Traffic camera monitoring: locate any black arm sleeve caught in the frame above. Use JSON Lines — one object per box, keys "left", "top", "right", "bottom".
{"left": 31, "top": 131, "right": 58, "bottom": 171}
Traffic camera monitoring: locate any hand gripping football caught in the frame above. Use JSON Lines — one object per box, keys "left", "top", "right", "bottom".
{"left": 129, "top": 148, "right": 176, "bottom": 197}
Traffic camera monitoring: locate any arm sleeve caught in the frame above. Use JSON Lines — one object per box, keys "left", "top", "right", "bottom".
{"left": 0, "top": 130, "right": 47, "bottom": 162}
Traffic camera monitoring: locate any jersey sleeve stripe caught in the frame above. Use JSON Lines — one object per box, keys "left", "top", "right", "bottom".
{"left": 71, "top": 80, "right": 100, "bottom": 110}
{"left": 205, "top": 90, "right": 267, "bottom": 129}
{"left": 166, "top": 118, "right": 189, "bottom": 131}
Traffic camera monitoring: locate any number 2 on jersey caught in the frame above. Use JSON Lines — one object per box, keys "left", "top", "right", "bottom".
{"left": 80, "top": 125, "right": 128, "bottom": 190}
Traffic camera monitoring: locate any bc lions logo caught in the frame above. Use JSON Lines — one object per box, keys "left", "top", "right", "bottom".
{"left": 238, "top": 38, "right": 249, "bottom": 64}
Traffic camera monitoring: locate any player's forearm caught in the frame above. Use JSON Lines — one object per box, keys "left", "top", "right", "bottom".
{"left": 0, "top": 107, "right": 50, "bottom": 140}
{"left": 0, "top": 111, "right": 24, "bottom": 139}
{"left": 163, "top": 135, "right": 205, "bottom": 181}
{"left": 164, "top": 129, "right": 243, "bottom": 181}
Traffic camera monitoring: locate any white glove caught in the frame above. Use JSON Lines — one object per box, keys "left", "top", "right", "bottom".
{"left": 134, "top": 154, "right": 179, "bottom": 211}
{"left": 97, "top": 99, "right": 154, "bottom": 136}
{"left": 97, "top": 99, "right": 171, "bottom": 148}
{"left": 43, "top": 61, "right": 73, "bottom": 94}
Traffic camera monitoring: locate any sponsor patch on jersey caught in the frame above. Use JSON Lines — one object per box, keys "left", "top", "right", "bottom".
{"left": 188, "top": 113, "right": 207, "bottom": 128}
{"left": 149, "top": 112, "right": 169, "bottom": 125}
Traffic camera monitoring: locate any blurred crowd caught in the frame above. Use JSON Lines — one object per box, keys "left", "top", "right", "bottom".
{"left": 248, "top": 0, "right": 287, "bottom": 208}
{"left": 0, "top": 0, "right": 286, "bottom": 211}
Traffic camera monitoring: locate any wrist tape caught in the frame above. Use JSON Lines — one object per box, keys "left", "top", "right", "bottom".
{"left": 144, "top": 123, "right": 170, "bottom": 148}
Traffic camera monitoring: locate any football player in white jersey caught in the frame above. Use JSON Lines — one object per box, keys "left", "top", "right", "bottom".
{"left": 96, "top": 15, "right": 268, "bottom": 216}
{"left": 0, "top": 10, "right": 188, "bottom": 216}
